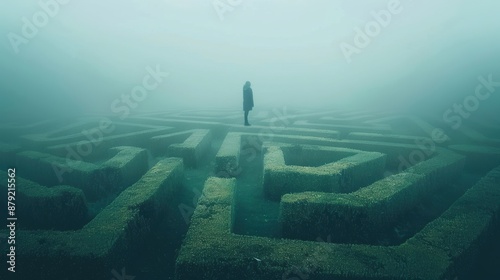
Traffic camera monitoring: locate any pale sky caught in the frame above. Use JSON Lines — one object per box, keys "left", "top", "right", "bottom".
{"left": 1, "top": 0, "right": 499, "bottom": 119}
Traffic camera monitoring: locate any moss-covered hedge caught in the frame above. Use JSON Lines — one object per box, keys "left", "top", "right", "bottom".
{"left": 0, "top": 171, "right": 88, "bottom": 230}
{"left": 215, "top": 133, "right": 241, "bottom": 177}
{"left": 168, "top": 129, "right": 212, "bottom": 168}
{"left": 280, "top": 149, "right": 465, "bottom": 242}
{"left": 175, "top": 165, "right": 500, "bottom": 280}
{"left": 0, "top": 158, "right": 183, "bottom": 280}
{"left": 263, "top": 144, "right": 386, "bottom": 200}
{"left": 15, "top": 146, "right": 148, "bottom": 201}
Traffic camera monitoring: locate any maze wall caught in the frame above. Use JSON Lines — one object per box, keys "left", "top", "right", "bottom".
{"left": 1, "top": 109, "right": 499, "bottom": 280}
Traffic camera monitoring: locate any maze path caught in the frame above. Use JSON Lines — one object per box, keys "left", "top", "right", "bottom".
{"left": 263, "top": 144, "right": 386, "bottom": 200}
{"left": 280, "top": 148, "right": 464, "bottom": 243}
{"left": 151, "top": 129, "right": 212, "bottom": 167}
{"left": 347, "top": 131, "right": 447, "bottom": 145}
{"left": 0, "top": 119, "right": 57, "bottom": 137}
{"left": 21, "top": 119, "right": 171, "bottom": 159}
{"left": 215, "top": 131, "right": 447, "bottom": 178}
{"left": 23, "top": 119, "right": 168, "bottom": 144}
{"left": 176, "top": 166, "right": 500, "bottom": 280}
{"left": 293, "top": 119, "right": 392, "bottom": 135}
{"left": 0, "top": 158, "right": 183, "bottom": 280}
{"left": 15, "top": 146, "right": 148, "bottom": 201}
{"left": 183, "top": 122, "right": 495, "bottom": 279}
{"left": 0, "top": 171, "right": 87, "bottom": 230}
{"left": 1, "top": 109, "right": 499, "bottom": 279}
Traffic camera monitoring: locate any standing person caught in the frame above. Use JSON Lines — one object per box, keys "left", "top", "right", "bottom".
{"left": 243, "top": 81, "right": 254, "bottom": 126}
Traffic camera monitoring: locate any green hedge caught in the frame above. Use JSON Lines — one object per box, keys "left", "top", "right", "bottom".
{"left": 3, "top": 158, "right": 183, "bottom": 280}
{"left": 280, "top": 149, "right": 465, "bottom": 242}
{"left": 15, "top": 146, "right": 148, "bottom": 201}
{"left": 263, "top": 144, "right": 386, "bottom": 200}
{"left": 168, "top": 129, "right": 212, "bottom": 168}
{"left": 175, "top": 165, "right": 500, "bottom": 279}
{"left": 215, "top": 133, "right": 241, "bottom": 177}
{"left": 0, "top": 171, "right": 88, "bottom": 230}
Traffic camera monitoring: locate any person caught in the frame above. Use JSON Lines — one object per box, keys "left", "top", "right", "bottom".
{"left": 243, "top": 81, "right": 254, "bottom": 126}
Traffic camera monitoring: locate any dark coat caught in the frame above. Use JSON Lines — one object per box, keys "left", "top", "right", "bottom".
{"left": 243, "top": 87, "right": 254, "bottom": 111}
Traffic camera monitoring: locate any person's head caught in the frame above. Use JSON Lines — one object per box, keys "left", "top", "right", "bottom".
{"left": 244, "top": 81, "right": 251, "bottom": 89}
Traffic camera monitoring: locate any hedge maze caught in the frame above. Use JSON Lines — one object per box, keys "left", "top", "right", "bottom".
{"left": 1, "top": 109, "right": 499, "bottom": 279}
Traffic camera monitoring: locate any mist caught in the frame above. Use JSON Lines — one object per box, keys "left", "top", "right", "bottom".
{"left": 1, "top": 0, "right": 499, "bottom": 121}
{"left": 2, "top": 2, "right": 500, "bottom": 279}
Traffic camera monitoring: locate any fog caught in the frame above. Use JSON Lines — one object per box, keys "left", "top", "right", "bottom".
{"left": 1, "top": 0, "right": 499, "bottom": 122}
